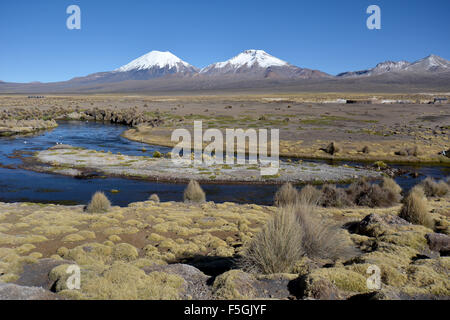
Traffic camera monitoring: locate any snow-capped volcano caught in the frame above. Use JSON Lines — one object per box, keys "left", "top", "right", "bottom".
{"left": 70, "top": 51, "right": 199, "bottom": 83}
{"left": 200, "top": 49, "right": 329, "bottom": 79}
{"left": 201, "top": 50, "right": 288, "bottom": 72}
{"left": 115, "top": 51, "right": 196, "bottom": 73}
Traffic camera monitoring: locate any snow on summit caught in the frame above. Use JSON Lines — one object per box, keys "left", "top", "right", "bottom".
{"left": 201, "top": 50, "right": 289, "bottom": 72}
{"left": 116, "top": 51, "right": 192, "bottom": 72}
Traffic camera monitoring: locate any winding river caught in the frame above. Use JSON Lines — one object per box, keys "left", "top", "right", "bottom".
{"left": 0, "top": 121, "right": 448, "bottom": 206}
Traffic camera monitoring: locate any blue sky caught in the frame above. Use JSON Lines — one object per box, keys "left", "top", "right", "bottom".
{"left": 1, "top": 0, "right": 449, "bottom": 83}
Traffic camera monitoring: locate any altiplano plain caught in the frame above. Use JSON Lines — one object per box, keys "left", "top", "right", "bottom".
{"left": 0, "top": 93, "right": 448, "bottom": 300}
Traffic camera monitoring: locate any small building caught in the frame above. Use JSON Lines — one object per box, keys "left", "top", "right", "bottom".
{"left": 434, "top": 97, "right": 448, "bottom": 104}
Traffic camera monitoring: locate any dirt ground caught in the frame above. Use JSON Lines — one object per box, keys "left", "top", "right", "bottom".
{"left": 0, "top": 94, "right": 449, "bottom": 164}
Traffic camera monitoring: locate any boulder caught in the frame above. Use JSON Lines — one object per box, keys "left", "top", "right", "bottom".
{"left": 212, "top": 270, "right": 295, "bottom": 300}
{"left": 357, "top": 213, "right": 410, "bottom": 237}
{"left": 143, "top": 263, "right": 212, "bottom": 300}
{"left": 0, "top": 283, "right": 63, "bottom": 300}
{"left": 14, "top": 258, "right": 74, "bottom": 290}
{"left": 425, "top": 233, "right": 450, "bottom": 255}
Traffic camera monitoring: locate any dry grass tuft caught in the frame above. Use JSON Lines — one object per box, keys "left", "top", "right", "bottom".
{"left": 419, "top": 177, "right": 449, "bottom": 198}
{"left": 295, "top": 203, "right": 357, "bottom": 261}
{"left": 298, "top": 185, "right": 322, "bottom": 206}
{"left": 241, "top": 203, "right": 357, "bottom": 274}
{"left": 86, "top": 192, "right": 111, "bottom": 213}
{"left": 399, "top": 186, "right": 433, "bottom": 228}
{"left": 149, "top": 194, "right": 160, "bottom": 203}
{"left": 395, "top": 146, "right": 420, "bottom": 157}
{"left": 382, "top": 177, "right": 403, "bottom": 195}
{"left": 274, "top": 183, "right": 299, "bottom": 207}
{"left": 183, "top": 180, "right": 206, "bottom": 203}
{"left": 241, "top": 206, "right": 304, "bottom": 274}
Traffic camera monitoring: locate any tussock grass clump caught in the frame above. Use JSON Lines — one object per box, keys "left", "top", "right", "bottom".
{"left": 298, "top": 185, "right": 322, "bottom": 206}
{"left": 382, "top": 177, "right": 402, "bottom": 195}
{"left": 274, "top": 183, "right": 299, "bottom": 207}
{"left": 241, "top": 207, "right": 304, "bottom": 274}
{"left": 86, "top": 192, "right": 111, "bottom": 213}
{"left": 152, "top": 151, "right": 162, "bottom": 158}
{"left": 395, "top": 146, "right": 420, "bottom": 157}
{"left": 319, "top": 184, "right": 352, "bottom": 208}
{"left": 149, "top": 194, "right": 160, "bottom": 203}
{"left": 419, "top": 177, "right": 449, "bottom": 198}
{"left": 295, "top": 203, "right": 357, "bottom": 261}
{"left": 399, "top": 186, "right": 433, "bottom": 228}
{"left": 183, "top": 180, "right": 206, "bottom": 203}
{"left": 242, "top": 204, "right": 357, "bottom": 274}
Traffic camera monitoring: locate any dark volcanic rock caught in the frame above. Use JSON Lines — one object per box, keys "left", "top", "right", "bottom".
{"left": 425, "top": 233, "right": 450, "bottom": 255}
{"left": 14, "top": 258, "right": 73, "bottom": 290}
{"left": 357, "top": 213, "right": 410, "bottom": 237}
{"left": 0, "top": 283, "right": 63, "bottom": 300}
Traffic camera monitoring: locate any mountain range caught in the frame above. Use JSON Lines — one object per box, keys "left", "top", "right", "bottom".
{"left": 1, "top": 50, "right": 449, "bottom": 93}
{"left": 337, "top": 54, "right": 450, "bottom": 78}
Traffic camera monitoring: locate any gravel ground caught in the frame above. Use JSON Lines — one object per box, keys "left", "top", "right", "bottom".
{"left": 34, "top": 145, "right": 381, "bottom": 184}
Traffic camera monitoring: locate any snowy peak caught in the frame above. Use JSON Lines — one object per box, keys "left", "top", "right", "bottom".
{"left": 372, "top": 60, "right": 410, "bottom": 74}
{"left": 218, "top": 49, "right": 288, "bottom": 68}
{"left": 338, "top": 54, "right": 450, "bottom": 77}
{"left": 405, "top": 54, "right": 450, "bottom": 72}
{"left": 116, "top": 51, "right": 195, "bottom": 72}
{"left": 201, "top": 50, "right": 289, "bottom": 73}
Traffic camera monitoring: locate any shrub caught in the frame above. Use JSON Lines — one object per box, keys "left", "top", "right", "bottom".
{"left": 183, "top": 180, "right": 206, "bottom": 203}
{"left": 399, "top": 186, "right": 433, "bottom": 228}
{"left": 86, "top": 192, "right": 111, "bottom": 213}
{"left": 347, "top": 177, "right": 402, "bottom": 208}
{"left": 298, "top": 185, "right": 322, "bottom": 206}
{"left": 320, "top": 142, "right": 340, "bottom": 155}
{"left": 419, "top": 177, "right": 449, "bottom": 198}
{"left": 361, "top": 146, "right": 370, "bottom": 154}
{"left": 373, "top": 161, "right": 388, "bottom": 170}
{"left": 319, "top": 184, "right": 352, "bottom": 208}
{"left": 149, "top": 194, "right": 160, "bottom": 203}
{"left": 152, "top": 151, "right": 162, "bottom": 158}
{"left": 395, "top": 146, "right": 420, "bottom": 157}
{"left": 241, "top": 206, "right": 304, "bottom": 274}
{"left": 274, "top": 183, "right": 299, "bottom": 207}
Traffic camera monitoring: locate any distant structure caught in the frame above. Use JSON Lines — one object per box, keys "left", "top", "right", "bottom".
{"left": 433, "top": 97, "right": 448, "bottom": 104}
{"left": 346, "top": 99, "right": 372, "bottom": 104}
{"left": 28, "top": 96, "right": 45, "bottom": 99}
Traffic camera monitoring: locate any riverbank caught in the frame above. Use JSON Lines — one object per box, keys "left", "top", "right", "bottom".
{"left": 1, "top": 94, "right": 449, "bottom": 165}
{"left": 0, "top": 194, "right": 448, "bottom": 300}
{"left": 30, "top": 145, "right": 382, "bottom": 184}
{"left": 123, "top": 125, "right": 450, "bottom": 165}
{"left": 0, "top": 119, "right": 58, "bottom": 137}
